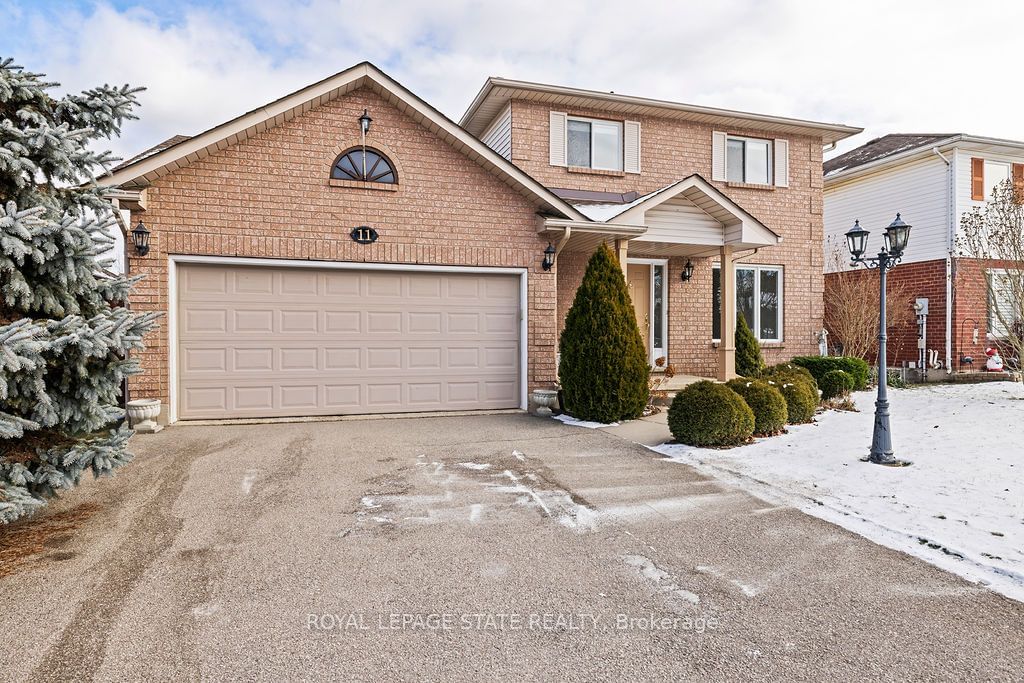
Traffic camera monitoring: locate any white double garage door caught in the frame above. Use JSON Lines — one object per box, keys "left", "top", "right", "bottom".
{"left": 175, "top": 260, "right": 524, "bottom": 420}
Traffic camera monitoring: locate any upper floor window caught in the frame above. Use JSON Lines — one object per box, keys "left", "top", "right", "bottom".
{"left": 983, "top": 160, "right": 1010, "bottom": 201}
{"left": 567, "top": 116, "right": 623, "bottom": 171}
{"left": 331, "top": 147, "right": 397, "bottom": 184}
{"left": 726, "top": 135, "right": 772, "bottom": 185}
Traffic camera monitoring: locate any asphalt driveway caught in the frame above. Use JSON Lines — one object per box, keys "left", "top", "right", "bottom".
{"left": 1, "top": 414, "right": 1022, "bottom": 680}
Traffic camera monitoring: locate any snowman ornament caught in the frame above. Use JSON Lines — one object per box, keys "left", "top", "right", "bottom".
{"left": 985, "top": 347, "right": 1004, "bottom": 372}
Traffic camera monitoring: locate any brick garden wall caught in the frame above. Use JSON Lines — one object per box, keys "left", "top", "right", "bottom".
{"left": 127, "top": 87, "right": 558, "bottom": 413}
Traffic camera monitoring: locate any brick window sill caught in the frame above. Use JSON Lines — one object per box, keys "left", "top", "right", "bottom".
{"left": 726, "top": 181, "right": 775, "bottom": 191}
{"left": 329, "top": 178, "right": 399, "bottom": 192}
{"left": 566, "top": 166, "right": 626, "bottom": 178}
{"left": 711, "top": 341, "right": 784, "bottom": 349}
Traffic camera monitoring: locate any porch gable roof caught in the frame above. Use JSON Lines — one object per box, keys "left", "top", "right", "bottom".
{"left": 587, "top": 175, "right": 782, "bottom": 251}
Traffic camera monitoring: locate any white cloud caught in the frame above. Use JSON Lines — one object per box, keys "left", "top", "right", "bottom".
{"left": 10, "top": 0, "right": 1023, "bottom": 161}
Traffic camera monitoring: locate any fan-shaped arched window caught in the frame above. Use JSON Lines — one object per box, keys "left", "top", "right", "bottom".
{"left": 330, "top": 147, "right": 397, "bottom": 184}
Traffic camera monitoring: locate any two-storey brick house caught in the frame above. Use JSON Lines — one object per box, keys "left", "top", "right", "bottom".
{"left": 104, "top": 62, "right": 860, "bottom": 423}
{"left": 823, "top": 134, "right": 1024, "bottom": 372}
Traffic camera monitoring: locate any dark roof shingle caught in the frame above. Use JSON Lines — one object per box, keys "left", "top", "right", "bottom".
{"left": 110, "top": 134, "right": 192, "bottom": 173}
{"left": 824, "top": 134, "right": 957, "bottom": 176}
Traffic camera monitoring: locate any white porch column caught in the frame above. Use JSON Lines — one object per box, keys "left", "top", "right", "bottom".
{"left": 718, "top": 244, "right": 737, "bottom": 381}
{"left": 615, "top": 238, "right": 629, "bottom": 275}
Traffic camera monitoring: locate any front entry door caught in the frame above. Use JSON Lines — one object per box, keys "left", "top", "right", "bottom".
{"left": 627, "top": 263, "right": 651, "bottom": 353}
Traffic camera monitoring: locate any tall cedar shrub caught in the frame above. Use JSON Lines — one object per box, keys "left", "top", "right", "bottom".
{"left": 0, "top": 59, "right": 158, "bottom": 522}
{"left": 667, "top": 381, "right": 754, "bottom": 447}
{"left": 559, "top": 243, "right": 649, "bottom": 422}
{"left": 735, "top": 314, "right": 765, "bottom": 376}
{"left": 726, "top": 378, "right": 788, "bottom": 436}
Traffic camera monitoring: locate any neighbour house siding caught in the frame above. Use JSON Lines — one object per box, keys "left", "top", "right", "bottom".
{"left": 126, "top": 87, "right": 557, "bottom": 413}
{"left": 823, "top": 154, "right": 950, "bottom": 272}
{"left": 479, "top": 103, "right": 512, "bottom": 160}
{"left": 509, "top": 99, "right": 826, "bottom": 370}
{"left": 952, "top": 147, "right": 1024, "bottom": 227}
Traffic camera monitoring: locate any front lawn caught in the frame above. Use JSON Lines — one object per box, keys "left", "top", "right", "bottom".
{"left": 651, "top": 382, "right": 1024, "bottom": 601}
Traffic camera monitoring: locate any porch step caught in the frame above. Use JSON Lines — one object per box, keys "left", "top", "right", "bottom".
{"left": 649, "top": 373, "right": 713, "bottom": 405}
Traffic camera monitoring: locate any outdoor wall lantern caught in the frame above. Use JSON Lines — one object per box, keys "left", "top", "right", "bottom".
{"left": 131, "top": 219, "right": 151, "bottom": 256}
{"left": 542, "top": 243, "right": 556, "bottom": 271}
{"left": 359, "top": 109, "right": 373, "bottom": 136}
{"left": 680, "top": 259, "right": 695, "bottom": 282}
{"left": 845, "top": 212, "right": 913, "bottom": 467}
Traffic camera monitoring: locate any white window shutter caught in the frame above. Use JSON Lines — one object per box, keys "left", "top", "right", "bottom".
{"left": 624, "top": 120, "right": 641, "bottom": 174}
{"left": 549, "top": 111, "right": 567, "bottom": 166}
{"left": 774, "top": 138, "right": 789, "bottom": 187}
{"left": 711, "top": 131, "right": 727, "bottom": 181}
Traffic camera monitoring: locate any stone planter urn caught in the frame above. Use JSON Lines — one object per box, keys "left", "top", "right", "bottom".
{"left": 530, "top": 389, "right": 559, "bottom": 417}
{"left": 126, "top": 398, "right": 163, "bottom": 433}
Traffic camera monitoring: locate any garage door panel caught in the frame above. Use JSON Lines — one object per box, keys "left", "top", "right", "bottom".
{"left": 178, "top": 265, "right": 521, "bottom": 419}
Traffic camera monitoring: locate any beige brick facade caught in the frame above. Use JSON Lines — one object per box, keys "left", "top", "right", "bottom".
{"left": 126, "top": 87, "right": 557, "bottom": 407}
{"left": 512, "top": 100, "right": 827, "bottom": 374}
{"left": 121, "top": 69, "right": 836, "bottom": 419}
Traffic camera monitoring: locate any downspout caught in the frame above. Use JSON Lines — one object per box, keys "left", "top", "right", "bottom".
{"left": 932, "top": 146, "right": 954, "bottom": 373}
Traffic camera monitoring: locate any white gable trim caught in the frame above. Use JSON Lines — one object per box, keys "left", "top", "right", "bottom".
{"left": 608, "top": 174, "right": 781, "bottom": 248}
{"left": 103, "top": 62, "right": 586, "bottom": 222}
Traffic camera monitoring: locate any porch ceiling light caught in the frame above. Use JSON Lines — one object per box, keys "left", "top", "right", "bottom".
{"left": 542, "top": 242, "right": 556, "bottom": 271}
{"left": 681, "top": 259, "right": 694, "bottom": 282}
{"left": 131, "top": 219, "right": 150, "bottom": 256}
{"left": 844, "top": 219, "right": 869, "bottom": 261}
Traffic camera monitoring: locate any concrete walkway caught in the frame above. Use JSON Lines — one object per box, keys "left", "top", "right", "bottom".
{"left": 599, "top": 410, "right": 672, "bottom": 446}
{"left": 2, "top": 413, "right": 1021, "bottom": 680}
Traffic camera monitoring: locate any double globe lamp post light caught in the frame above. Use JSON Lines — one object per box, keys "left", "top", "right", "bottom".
{"left": 844, "top": 213, "right": 913, "bottom": 467}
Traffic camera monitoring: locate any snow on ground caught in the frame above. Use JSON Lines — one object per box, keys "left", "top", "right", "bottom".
{"left": 553, "top": 414, "right": 618, "bottom": 429}
{"left": 649, "top": 382, "right": 1024, "bottom": 602}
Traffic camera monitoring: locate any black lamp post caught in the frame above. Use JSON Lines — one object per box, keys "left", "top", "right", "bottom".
{"left": 845, "top": 213, "right": 912, "bottom": 466}
{"left": 131, "top": 219, "right": 151, "bottom": 256}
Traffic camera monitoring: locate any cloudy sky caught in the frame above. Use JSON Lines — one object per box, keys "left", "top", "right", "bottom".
{"left": 3, "top": 0, "right": 1021, "bottom": 163}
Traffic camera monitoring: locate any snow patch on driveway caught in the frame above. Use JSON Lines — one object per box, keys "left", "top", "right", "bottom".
{"left": 623, "top": 554, "right": 700, "bottom": 605}
{"left": 649, "top": 383, "right": 1024, "bottom": 602}
{"left": 553, "top": 414, "right": 619, "bottom": 429}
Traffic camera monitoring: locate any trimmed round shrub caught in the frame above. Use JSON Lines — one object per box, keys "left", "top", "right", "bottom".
{"left": 764, "top": 375, "right": 817, "bottom": 424}
{"left": 791, "top": 356, "right": 870, "bottom": 391}
{"left": 668, "top": 380, "right": 754, "bottom": 447}
{"left": 764, "top": 362, "right": 819, "bottom": 395}
{"left": 820, "top": 369, "right": 855, "bottom": 401}
{"left": 726, "top": 378, "right": 788, "bottom": 436}
{"left": 559, "top": 243, "right": 649, "bottom": 422}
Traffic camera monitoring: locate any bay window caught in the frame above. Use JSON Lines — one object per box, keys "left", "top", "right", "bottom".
{"left": 712, "top": 264, "right": 783, "bottom": 342}
{"left": 567, "top": 116, "right": 623, "bottom": 171}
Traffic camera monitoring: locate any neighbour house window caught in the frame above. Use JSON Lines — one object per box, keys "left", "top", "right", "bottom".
{"left": 712, "top": 264, "right": 783, "bottom": 342}
{"left": 983, "top": 160, "right": 1011, "bottom": 201}
{"left": 987, "top": 269, "right": 1021, "bottom": 339}
{"left": 726, "top": 136, "right": 772, "bottom": 184}
{"left": 567, "top": 117, "right": 623, "bottom": 171}
{"left": 331, "top": 147, "right": 397, "bottom": 183}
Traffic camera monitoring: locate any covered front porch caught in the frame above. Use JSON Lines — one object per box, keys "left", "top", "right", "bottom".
{"left": 544, "top": 175, "right": 782, "bottom": 382}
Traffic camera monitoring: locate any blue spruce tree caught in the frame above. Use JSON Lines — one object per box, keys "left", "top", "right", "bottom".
{"left": 0, "top": 58, "right": 158, "bottom": 522}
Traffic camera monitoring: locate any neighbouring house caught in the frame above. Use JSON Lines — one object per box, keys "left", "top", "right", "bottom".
{"left": 823, "top": 134, "right": 1024, "bottom": 372}
{"left": 102, "top": 62, "right": 860, "bottom": 423}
